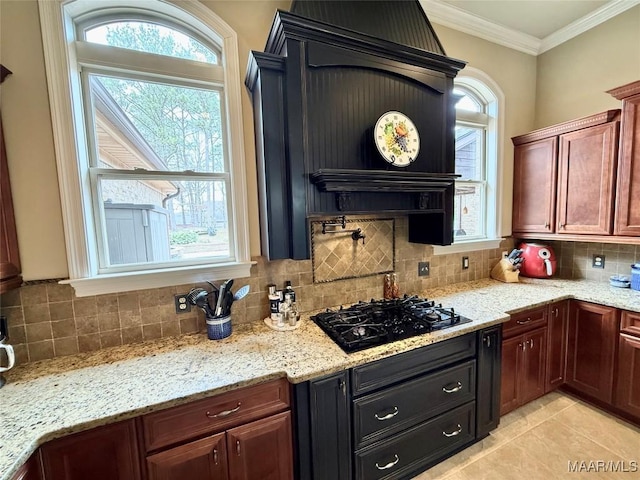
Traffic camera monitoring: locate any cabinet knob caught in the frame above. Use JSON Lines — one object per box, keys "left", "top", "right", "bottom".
{"left": 545, "top": 223, "right": 550, "bottom": 229}
{"left": 484, "top": 335, "right": 491, "bottom": 348}
{"left": 213, "top": 449, "right": 218, "bottom": 465}
{"left": 338, "top": 378, "right": 346, "bottom": 396}
{"left": 236, "top": 440, "right": 241, "bottom": 455}
{"left": 529, "top": 338, "right": 534, "bottom": 349}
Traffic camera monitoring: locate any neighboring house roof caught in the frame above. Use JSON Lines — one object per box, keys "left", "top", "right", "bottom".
{"left": 92, "top": 78, "right": 177, "bottom": 195}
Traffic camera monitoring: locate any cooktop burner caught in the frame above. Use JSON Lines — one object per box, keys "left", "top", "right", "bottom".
{"left": 312, "top": 295, "right": 473, "bottom": 353}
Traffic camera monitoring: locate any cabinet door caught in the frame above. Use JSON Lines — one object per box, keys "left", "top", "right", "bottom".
{"left": 41, "top": 420, "right": 141, "bottom": 480}
{"left": 520, "top": 328, "right": 547, "bottom": 405}
{"left": 11, "top": 452, "right": 42, "bottom": 480}
{"left": 226, "top": 411, "right": 293, "bottom": 480}
{"left": 0, "top": 117, "right": 22, "bottom": 293}
{"left": 546, "top": 301, "right": 569, "bottom": 392}
{"left": 500, "top": 335, "right": 521, "bottom": 416}
{"left": 566, "top": 301, "right": 619, "bottom": 404}
{"left": 146, "top": 432, "right": 228, "bottom": 480}
{"left": 556, "top": 122, "right": 618, "bottom": 234}
{"left": 614, "top": 90, "right": 640, "bottom": 236}
{"left": 477, "top": 326, "right": 502, "bottom": 437}
{"left": 615, "top": 332, "right": 640, "bottom": 419}
{"left": 512, "top": 138, "right": 557, "bottom": 233}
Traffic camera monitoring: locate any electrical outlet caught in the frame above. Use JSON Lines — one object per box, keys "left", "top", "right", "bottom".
{"left": 462, "top": 256, "right": 469, "bottom": 270}
{"left": 174, "top": 294, "right": 191, "bottom": 313}
{"left": 592, "top": 254, "right": 605, "bottom": 269}
{"left": 418, "top": 261, "right": 430, "bottom": 277}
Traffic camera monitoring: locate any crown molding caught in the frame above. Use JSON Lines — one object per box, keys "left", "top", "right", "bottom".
{"left": 419, "top": 0, "right": 541, "bottom": 56}
{"left": 420, "top": 0, "right": 640, "bottom": 57}
{"left": 539, "top": 0, "right": 640, "bottom": 54}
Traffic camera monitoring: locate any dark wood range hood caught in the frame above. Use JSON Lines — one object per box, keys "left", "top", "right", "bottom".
{"left": 246, "top": 0, "right": 466, "bottom": 260}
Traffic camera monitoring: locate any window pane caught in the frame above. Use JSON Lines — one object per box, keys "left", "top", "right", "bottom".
{"left": 85, "top": 21, "right": 218, "bottom": 64}
{"left": 455, "top": 126, "right": 483, "bottom": 180}
{"left": 454, "top": 88, "right": 482, "bottom": 112}
{"left": 453, "top": 184, "right": 484, "bottom": 239}
{"left": 99, "top": 178, "right": 230, "bottom": 266}
{"left": 89, "top": 75, "right": 224, "bottom": 173}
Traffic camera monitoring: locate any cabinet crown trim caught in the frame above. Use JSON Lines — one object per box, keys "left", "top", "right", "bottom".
{"left": 512, "top": 110, "right": 620, "bottom": 146}
{"left": 607, "top": 80, "right": 640, "bottom": 100}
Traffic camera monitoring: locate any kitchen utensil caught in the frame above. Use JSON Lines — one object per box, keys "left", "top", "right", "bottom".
{"left": 206, "top": 281, "right": 219, "bottom": 313}
{"left": 610, "top": 275, "right": 631, "bottom": 288}
{"left": 234, "top": 285, "right": 250, "bottom": 301}
{"left": 187, "top": 288, "right": 215, "bottom": 316}
{"left": 518, "top": 242, "right": 557, "bottom": 278}
{"left": 216, "top": 279, "right": 233, "bottom": 316}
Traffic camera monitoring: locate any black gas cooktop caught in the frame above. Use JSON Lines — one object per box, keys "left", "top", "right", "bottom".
{"left": 311, "top": 295, "right": 473, "bottom": 353}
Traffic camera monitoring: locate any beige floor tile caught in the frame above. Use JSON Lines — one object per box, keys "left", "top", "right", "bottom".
{"left": 411, "top": 393, "right": 639, "bottom": 480}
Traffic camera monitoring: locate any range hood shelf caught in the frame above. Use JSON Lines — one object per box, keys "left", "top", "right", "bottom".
{"left": 311, "top": 169, "right": 456, "bottom": 193}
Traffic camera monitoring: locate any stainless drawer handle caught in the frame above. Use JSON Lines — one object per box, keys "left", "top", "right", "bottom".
{"left": 206, "top": 402, "right": 242, "bottom": 418}
{"left": 442, "top": 424, "right": 462, "bottom": 437}
{"left": 442, "top": 382, "right": 463, "bottom": 394}
{"left": 375, "top": 406, "right": 399, "bottom": 421}
{"left": 516, "top": 318, "right": 532, "bottom": 325}
{"left": 375, "top": 455, "right": 399, "bottom": 470}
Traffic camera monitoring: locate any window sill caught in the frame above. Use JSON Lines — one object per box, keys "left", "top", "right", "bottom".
{"left": 432, "top": 238, "right": 503, "bottom": 255}
{"left": 61, "top": 261, "right": 254, "bottom": 297}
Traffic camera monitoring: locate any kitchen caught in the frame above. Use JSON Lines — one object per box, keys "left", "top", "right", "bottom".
{"left": 1, "top": 0, "right": 640, "bottom": 479}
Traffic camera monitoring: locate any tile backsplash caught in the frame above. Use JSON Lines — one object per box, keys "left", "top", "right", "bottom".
{"left": 0, "top": 217, "right": 513, "bottom": 366}
{"left": 539, "top": 240, "right": 640, "bottom": 281}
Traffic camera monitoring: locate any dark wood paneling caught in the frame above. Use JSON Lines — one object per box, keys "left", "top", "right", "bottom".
{"left": 615, "top": 329, "right": 640, "bottom": 419}
{"left": 476, "top": 326, "right": 502, "bottom": 438}
{"left": 11, "top": 452, "right": 42, "bottom": 480}
{"left": 566, "top": 301, "right": 619, "bottom": 404}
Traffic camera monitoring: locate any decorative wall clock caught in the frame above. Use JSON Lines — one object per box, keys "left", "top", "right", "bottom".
{"left": 374, "top": 111, "right": 420, "bottom": 167}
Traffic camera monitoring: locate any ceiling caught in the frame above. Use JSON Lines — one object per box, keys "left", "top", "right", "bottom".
{"left": 420, "top": 0, "right": 640, "bottom": 55}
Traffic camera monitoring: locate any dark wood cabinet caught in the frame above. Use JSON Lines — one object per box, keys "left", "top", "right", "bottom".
{"left": 476, "top": 326, "right": 502, "bottom": 438}
{"left": 615, "top": 310, "right": 640, "bottom": 420}
{"left": 500, "top": 306, "right": 549, "bottom": 415}
{"left": 41, "top": 420, "right": 141, "bottom": 480}
{"left": 556, "top": 122, "right": 618, "bottom": 234}
{"left": 608, "top": 81, "right": 640, "bottom": 236}
{"left": 565, "top": 301, "right": 619, "bottom": 404}
{"left": 147, "top": 432, "right": 228, "bottom": 480}
{"left": 11, "top": 452, "right": 42, "bottom": 480}
{"left": 512, "top": 137, "right": 557, "bottom": 233}
{"left": 0, "top": 117, "right": 22, "bottom": 293}
{"left": 226, "top": 412, "right": 293, "bottom": 480}
{"left": 546, "top": 300, "right": 569, "bottom": 392}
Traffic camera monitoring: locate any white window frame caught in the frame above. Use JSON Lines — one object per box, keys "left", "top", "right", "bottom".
{"left": 39, "top": 0, "right": 251, "bottom": 296}
{"left": 433, "top": 67, "right": 505, "bottom": 255}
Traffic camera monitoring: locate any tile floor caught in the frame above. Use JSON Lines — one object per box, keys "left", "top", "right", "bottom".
{"left": 413, "top": 392, "right": 640, "bottom": 479}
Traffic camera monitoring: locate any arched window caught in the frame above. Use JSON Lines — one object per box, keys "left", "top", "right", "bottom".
{"left": 39, "top": 1, "right": 250, "bottom": 295}
{"left": 434, "top": 69, "right": 504, "bottom": 254}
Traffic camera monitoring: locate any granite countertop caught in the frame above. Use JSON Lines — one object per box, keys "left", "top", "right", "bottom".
{"left": 2, "top": 278, "right": 639, "bottom": 479}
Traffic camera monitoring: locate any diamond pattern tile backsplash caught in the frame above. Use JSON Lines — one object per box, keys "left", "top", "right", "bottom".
{"left": 311, "top": 218, "right": 394, "bottom": 283}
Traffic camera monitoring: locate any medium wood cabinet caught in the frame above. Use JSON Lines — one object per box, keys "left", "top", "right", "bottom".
{"left": 609, "top": 81, "right": 640, "bottom": 236}
{"left": 546, "top": 300, "right": 569, "bottom": 392}
{"left": 565, "top": 301, "right": 619, "bottom": 404}
{"left": 11, "top": 452, "right": 42, "bottom": 480}
{"left": 512, "top": 110, "right": 620, "bottom": 239}
{"left": 41, "top": 420, "right": 141, "bottom": 480}
{"left": 615, "top": 310, "right": 640, "bottom": 419}
{"left": 0, "top": 116, "right": 22, "bottom": 293}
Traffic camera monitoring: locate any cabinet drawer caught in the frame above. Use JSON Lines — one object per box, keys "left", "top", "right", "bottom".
{"left": 142, "top": 378, "right": 290, "bottom": 451}
{"left": 353, "top": 360, "right": 476, "bottom": 449}
{"left": 354, "top": 402, "right": 475, "bottom": 480}
{"left": 351, "top": 333, "right": 475, "bottom": 396}
{"left": 503, "top": 306, "right": 547, "bottom": 338}
{"left": 621, "top": 310, "right": 640, "bottom": 337}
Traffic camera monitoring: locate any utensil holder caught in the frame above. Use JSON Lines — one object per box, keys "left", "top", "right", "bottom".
{"left": 206, "top": 315, "right": 232, "bottom": 340}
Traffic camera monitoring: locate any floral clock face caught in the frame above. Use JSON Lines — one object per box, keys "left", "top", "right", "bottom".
{"left": 374, "top": 111, "right": 420, "bottom": 167}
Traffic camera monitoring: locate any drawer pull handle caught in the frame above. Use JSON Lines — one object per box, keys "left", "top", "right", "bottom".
{"left": 442, "top": 424, "right": 463, "bottom": 437}
{"left": 516, "top": 318, "right": 532, "bottom": 325}
{"left": 375, "top": 455, "right": 399, "bottom": 470}
{"left": 375, "top": 406, "right": 399, "bottom": 421}
{"left": 206, "top": 402, "right": 242, "bottom": 418}
{"left": 442, "top": 382, "right": 463, "bottom": 394}
{"left": 213, "top": 448, "right": 218, "bottom": 465}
